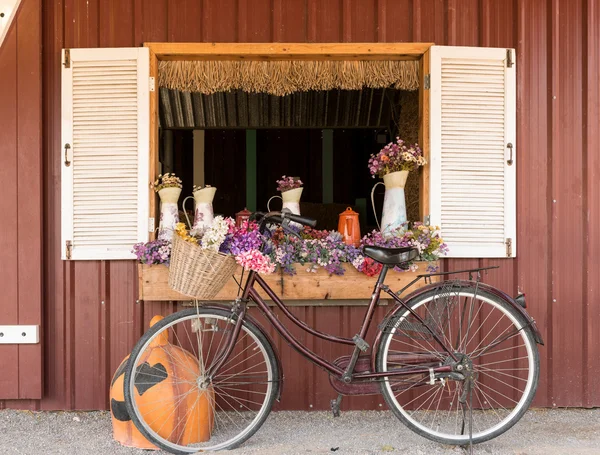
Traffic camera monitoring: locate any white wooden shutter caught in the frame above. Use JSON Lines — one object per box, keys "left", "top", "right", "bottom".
{"left": 61, "top": 48, "right": 150, "bottom": 260}
{"left": 429, "top": 46, "right": 516, "bottom": 258}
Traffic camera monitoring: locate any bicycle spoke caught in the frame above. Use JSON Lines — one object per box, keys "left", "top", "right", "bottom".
{"left": 214, "top": 360, "right": 267, "bottom": 383}
{"left": 214, "top": 384, "right": 266, "bottom": 409}
{"left": 476, "top": 380, "right": 520, "bottom": 406}
{"left": 471, "top": 341, "right": 526, "bottom": 360}
{"left": 475, "top": 365, "right": 528, "bottom": 382}
{"left": 477, "top": 355, "right": 530, "bottom": 367}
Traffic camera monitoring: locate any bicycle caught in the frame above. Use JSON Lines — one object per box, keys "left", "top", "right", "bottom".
{"left": 123, "top": 211, "right": 543, "bottom": 454}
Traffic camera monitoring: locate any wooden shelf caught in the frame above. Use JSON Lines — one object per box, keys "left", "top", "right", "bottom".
{"left": 138, "top": 262, "right": 439, "bottom": 302}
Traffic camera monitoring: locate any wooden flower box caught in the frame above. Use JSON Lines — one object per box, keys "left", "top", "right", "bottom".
{"left": 138, "top": 262, "right": 439, "bottom": 302}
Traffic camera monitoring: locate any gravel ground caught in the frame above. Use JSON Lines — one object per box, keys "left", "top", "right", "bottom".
{"left": 0, "top": 408, "right": 599, "bottom": 455}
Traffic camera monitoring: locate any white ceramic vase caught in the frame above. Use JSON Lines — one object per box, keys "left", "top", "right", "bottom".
{"left": 158, "top": 187, "right": 182, "bottom": 241}
{"left": 183, "top": 187, "right": 217, "bottom": 233}
{"left": 372, "top": 170, "right": 409, "bottom": 237}
{"left": 267, "top": 187, "right": 303, "bottom": 215}
{"left": 281, "top": 187, "right": 303, "bottom": 215}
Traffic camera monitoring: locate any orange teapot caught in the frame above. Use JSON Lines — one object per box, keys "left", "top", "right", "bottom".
{"left": 338, "top": 207, "right": 361, "bottom": 247}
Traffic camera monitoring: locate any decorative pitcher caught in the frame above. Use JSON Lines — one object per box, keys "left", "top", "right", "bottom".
{"left": 183, "top": 186, "right": 217, "bottom": 233}
{"left": 371, "top": 170, "right": 409, "bottom": 237}
{"left": 267, "top": 187, "right": 303, "bottom": 215}
{"left": 158, "top": 187, "right": 182, "bottom": 241}
{"left": 338, "top": 207, "right": 361, "bottom": 247}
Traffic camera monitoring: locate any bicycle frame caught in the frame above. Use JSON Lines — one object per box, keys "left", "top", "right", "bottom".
{"left": 208, "top": 265, "right": 458, "bottom": 382}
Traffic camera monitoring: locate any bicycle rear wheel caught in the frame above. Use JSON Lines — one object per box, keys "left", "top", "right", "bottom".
{"left": 123, "top": 307, "right": 279, "bottom": 454}
{"left": 376, "top": 285, "right": 539, "bottom": 445}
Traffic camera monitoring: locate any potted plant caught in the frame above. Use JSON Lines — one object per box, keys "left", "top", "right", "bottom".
{"left": 183, "top": 184, "right": 217, "bottom": 234}
{"left": 369, "top": 138, "right": 426, "bottom": 235}
{"left": 151, "top": 173, "right": 182, "bottom": 241}
{"left": 268, "top": 175, "right": 304, "bottom": 215}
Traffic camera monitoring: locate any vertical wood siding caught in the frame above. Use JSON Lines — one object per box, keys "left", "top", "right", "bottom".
{"left": 0, "top": 0, "right": 598, "bottom": 410}
{"left": 0, "top": 0, "right": 42, "bottom": 403}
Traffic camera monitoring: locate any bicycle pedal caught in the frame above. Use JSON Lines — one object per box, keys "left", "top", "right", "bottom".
{"left": 352, "top": 334, "right": 369, "bottom": 352}
{"left": 330, "top": 394, "right": 342, "bottom": 417}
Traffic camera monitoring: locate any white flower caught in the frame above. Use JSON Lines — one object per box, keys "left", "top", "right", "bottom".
{"left": 352, "top": 255, "right": 365, "bottom": 270}
{"left": 201, "top": 216, "right": 229, "bottom": 251}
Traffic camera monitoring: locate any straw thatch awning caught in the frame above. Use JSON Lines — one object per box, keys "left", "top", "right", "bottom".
{"left": 159, "top": 60, "right": 419, "bottom": 96}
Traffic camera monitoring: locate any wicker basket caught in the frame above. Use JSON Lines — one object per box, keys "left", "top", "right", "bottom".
{"left": 168, "top": 234, "right": 238, "bottom": 299}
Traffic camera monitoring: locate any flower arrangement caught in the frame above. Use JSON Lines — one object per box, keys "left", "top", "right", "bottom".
{"left": 175, "top": 222, "right": 199, "bottom": 244}
{"left": 132, "top": 239, "right": 172, "bottom": 265}
{"left": 151, "top": 173, "right": 182, "bottom": 192}
{"left": 268, "top": 226, "right": 361, "bottom": 276}
{"left": 276, "top": 175, "right": 303, "bottom": 192}
{"left": 192, "top": 184, "right": 212, "bottom": 193}
{"left": 353, "top": 223, "right": 448, "bottom": 276}
{"left": 368, "top": 138, "right": 426, "bottom": 178}
{"left": 236, "top": 249, "right": 277, "bottom": 274}
{"left": 172, "top": 217, "right": 276, "bottom": 274}
{"left": 135, "top": 219, "right": 447, "bottom": 277}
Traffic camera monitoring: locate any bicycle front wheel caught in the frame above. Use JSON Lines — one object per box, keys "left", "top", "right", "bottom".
{"left": 377, "top": 286, "right": 539, "bottom": 445}
{"left": 123, "top": 307, "right": 279, "bottom": 454}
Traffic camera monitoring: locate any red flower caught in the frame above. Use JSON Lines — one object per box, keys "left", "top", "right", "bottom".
{"left": 361, "top": 257, "right": 382, "bottom": 277}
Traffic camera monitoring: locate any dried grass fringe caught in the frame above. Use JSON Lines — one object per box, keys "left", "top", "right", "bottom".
{"left": 159, "top": 60, "right": 419, "bottom": 96}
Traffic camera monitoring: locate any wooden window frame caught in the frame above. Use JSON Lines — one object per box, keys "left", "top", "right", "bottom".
{"left": 143, "top": 42, "right": 433, "bottom": 233}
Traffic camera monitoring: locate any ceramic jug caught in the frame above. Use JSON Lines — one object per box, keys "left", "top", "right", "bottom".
{"left": 267, "top": 187, "right": 303, "bottom": 215}
{"left": 338, "top": 207, "right": 361, "bottom": 247}
{"left": 183, "top": 186, "right": 217, "bottom": 233}
{"left": 157, "top": 187, "right": 181, "bottom": 241}
{"left": 371, "top": 170, "right": 409, "bottom": 237}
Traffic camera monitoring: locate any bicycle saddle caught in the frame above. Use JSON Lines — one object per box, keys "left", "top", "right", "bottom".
{"left": 363, "top": 245, "right": 418, "bottom": 265}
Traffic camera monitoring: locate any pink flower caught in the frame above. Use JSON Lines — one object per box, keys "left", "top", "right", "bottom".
{"left": 236, "top": 249, "right": 276, "bottom": 274}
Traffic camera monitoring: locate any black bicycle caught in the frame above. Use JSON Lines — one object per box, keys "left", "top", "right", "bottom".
{"left": 123, "top": 211, "right": 543, "bottom": 453}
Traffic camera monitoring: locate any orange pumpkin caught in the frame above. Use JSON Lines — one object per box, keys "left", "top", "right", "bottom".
{"left": 110, "top": 315, "right": 215, "bottom": 448}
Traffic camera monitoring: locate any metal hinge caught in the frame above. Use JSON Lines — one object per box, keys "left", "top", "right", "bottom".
{"left": 506, "top": 49, "right": 513, "bottom": 68}
{"left": 423, "top": 74, "right": 431, "bottom": 89}
{"left": 505, "top": 238, "right": 512, "bottom": 257}
{"left": 66, "top": 240, "right": 72, "bottom": 259}
{"left": 424, "top": 215, "right": 431, "bottom": 225}
{"left": 148, "top": 217, "right": 155, "bottom": 233}
{"left": 63, "top": 49, "right": 71, "bottom": 68}
{"left": 149, "top": 76, "right": 155, "bottom": 92}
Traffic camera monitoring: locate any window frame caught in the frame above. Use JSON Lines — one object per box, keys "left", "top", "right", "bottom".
{"left": 143, "top": 42, "right": 434, "bottom": 236}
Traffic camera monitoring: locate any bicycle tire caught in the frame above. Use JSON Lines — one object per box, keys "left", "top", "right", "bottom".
{"left": 376, "top": 286, "right": 540, "bottom": 445}
{"left": 123, "top": 307, "right": 279, "bottom": 454}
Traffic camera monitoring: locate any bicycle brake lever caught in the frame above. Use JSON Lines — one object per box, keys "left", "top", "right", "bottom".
{"left": 280, "top": 220, "right": 302, "bottom": 239}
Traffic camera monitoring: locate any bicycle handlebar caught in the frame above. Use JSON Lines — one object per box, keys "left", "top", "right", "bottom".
{"left": 250, "top": 211, "right": 317, "bottom": 228}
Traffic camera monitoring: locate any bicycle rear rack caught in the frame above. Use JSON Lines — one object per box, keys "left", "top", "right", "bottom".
{"left": 394, "top": 265, "right": 499, "bottom": 296}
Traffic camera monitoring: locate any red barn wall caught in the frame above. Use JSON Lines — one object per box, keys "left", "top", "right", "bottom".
{"left": 0, "top": 0, "right": 43, "bottom": 402}
{"left": 0, "top": 0, "right": 598, "bottom": 411}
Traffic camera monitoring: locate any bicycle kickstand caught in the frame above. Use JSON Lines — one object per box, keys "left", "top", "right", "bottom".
{"left": 468, "top": 384, "right": 473, "bottom": 455}
{"left": 330, "top": 394, "right": 343, "bottom": 418}
{"left": 459, "top": 374, "right": 475, "bottom": 455}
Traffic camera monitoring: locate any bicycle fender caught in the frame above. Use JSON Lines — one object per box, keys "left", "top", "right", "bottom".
{"left": 370, "top": 280, "right": 544, "bottom": 373}
{"left": 198, "top": 304, "right": 284, "bottom": 401}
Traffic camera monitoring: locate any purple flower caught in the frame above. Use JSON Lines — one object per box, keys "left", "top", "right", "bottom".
{"left": 132, "top": 239, "right": 172, "bottom": 266}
